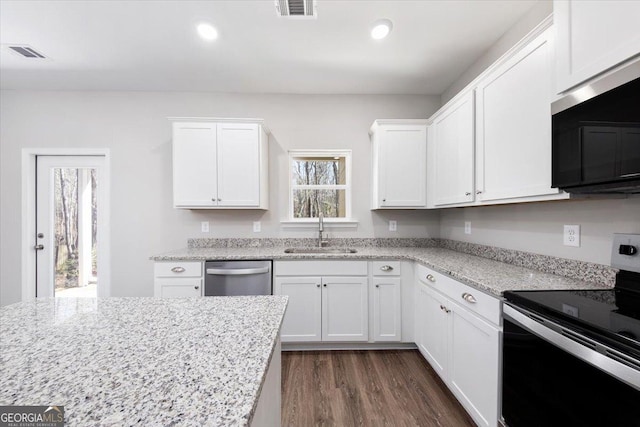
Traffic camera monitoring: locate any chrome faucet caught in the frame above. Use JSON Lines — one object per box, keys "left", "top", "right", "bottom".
{"left": 318, "top": 213, "right": 328, "bottom": 247}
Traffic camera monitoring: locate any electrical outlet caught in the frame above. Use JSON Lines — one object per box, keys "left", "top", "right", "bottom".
{"left": 253, "top": 221, "right": 261, "bottom": 233}
{"left": 563, "top": 225, "right": 580, "bottom": 247}
{"left": 201, "top": 221, "right": 209, "bottom": 233}
{"left": 389, "top": 220, "right": 397, "bottom": 232}
{"left": 464, "top": 221, "right": 471, "bottom": 235}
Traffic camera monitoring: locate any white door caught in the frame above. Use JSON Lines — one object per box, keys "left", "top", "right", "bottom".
{"left": 448, "top": 302, "right": 501, "bottom": 427}
{"left": 217, "top": 123, "right": 261, "bottom": 207}
{"left": 275, "top": 277, "right": 322, "bottom": 342}
{"left": 416, "top": 283, "right": 449, "bottom": 379}
{"left": 322, "top": 277, "right": 368, "bottom": 342}
{"left": 379, "top": 124, "right": 427, "bottom": 207}
{"left": 555, "top": 0, "right": 640, "bottom": 93}
{"left": 372, "top": 277, "right": 402, "bottom": 341}
{"left": 431, "top": 91, "right": 475, "bottom": 206}
{"left": 172, "top": 122, "right": 217, "bottom": 207}
{"left": 36, "top": 155, "right": 107, "bottom": 298}
{"left": 475, "top": 27, "right": 559, "bottom": 203}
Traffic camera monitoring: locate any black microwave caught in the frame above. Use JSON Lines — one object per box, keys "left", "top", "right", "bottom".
{"left": 551, "top": 61, "right": 640, "bottom": 194}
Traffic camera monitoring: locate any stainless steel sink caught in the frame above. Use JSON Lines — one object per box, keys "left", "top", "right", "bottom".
{"left": 284, "top": 247, "right": 357, "bottom": 254}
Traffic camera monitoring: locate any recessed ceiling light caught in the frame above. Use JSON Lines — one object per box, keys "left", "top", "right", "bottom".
{"left": 197, "top": 23, "right": 218, "bottom": 41}
{"left": 371, "top": 19, "right": 393, "bottom": 40}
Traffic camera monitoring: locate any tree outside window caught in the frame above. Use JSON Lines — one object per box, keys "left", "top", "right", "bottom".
{"left": 289, "top": 150, "right": 351, "bottom": 220}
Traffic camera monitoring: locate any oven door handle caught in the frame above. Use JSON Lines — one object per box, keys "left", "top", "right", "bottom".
{"left": 504, "top": 304, "right": 640, "bottom": 391}
{"left": 206, "top": 267, "right": 270, "bottom": 276}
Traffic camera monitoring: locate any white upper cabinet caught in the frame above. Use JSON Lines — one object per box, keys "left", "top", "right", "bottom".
{"left": 555, "top": 0, "right": 640, "bottom": 94}
{"left": 370, "top": 120, "right": 428, "bottom": 209}
{"left": 428, "top": 91, "right": 475, "bottom": 207}
{"left": 475, "top": 26, "right": 562, "bottom": 203}
{"left": 171, "top": 118, "right": 269, "bottom": 209}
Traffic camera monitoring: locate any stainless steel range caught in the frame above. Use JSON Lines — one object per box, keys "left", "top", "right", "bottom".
{"left": 501, "top": 233, "right": 640, "bottom": 426}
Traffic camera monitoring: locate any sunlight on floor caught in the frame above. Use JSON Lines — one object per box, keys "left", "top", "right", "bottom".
{"left": 56, "top": 283, "right": 97, "bottom": 298}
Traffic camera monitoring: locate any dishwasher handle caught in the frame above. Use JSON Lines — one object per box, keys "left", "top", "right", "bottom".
{"left": 206, "top": 267, "right": 270, "bottom": 276}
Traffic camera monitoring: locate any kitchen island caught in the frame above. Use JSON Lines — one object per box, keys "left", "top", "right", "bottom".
{"left": 0, "top": 296, "right": 287, "bottom": 426}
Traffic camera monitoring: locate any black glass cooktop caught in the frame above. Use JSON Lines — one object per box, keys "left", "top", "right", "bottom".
{"left": 504, "top": 271, "right": 640, "bottom": 360}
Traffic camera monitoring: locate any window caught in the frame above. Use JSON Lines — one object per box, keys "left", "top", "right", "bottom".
{"left": 289, "top": 150, "right": 352, "bottom": 220}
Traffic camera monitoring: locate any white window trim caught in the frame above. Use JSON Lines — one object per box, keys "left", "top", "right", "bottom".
{"left": 285, "top": 149, "right": 357, "bottom": 226}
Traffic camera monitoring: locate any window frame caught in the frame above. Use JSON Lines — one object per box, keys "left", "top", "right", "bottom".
{"left": 287, "top": 149, "right": 353, "bottom": 223}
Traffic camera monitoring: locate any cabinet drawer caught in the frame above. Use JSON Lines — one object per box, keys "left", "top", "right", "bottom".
{"left": 154, "top": 261, "right": 202, "bottom": 278}
{"left": 275, "top": 260, "right": 367, "bottom": 276}
{"left": 416, "top": 264, "right": 501, "bottom": 325}
{"left": 372, "top": 261, "right": 401, "bottom": 276}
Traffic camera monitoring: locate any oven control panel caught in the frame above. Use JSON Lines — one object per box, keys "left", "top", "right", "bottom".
{"left": 611, "top": 233, "right": 640, "bottom": 273}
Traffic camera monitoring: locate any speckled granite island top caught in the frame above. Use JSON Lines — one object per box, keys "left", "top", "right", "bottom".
{"left": 0, "top": 296, "right": 288, "bottom": 426}
{"left": 151, "top": 246, "right": 612, "bottom": 297}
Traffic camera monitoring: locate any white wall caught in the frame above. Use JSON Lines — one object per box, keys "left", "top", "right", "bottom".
{"left": 441, "top": 0, "right": 553, "bottom": 104}
{"left": 440, "top": 197, "right": 640, "bottom": 265}
{"left": 438, "top": 0, "right": 640, "bottom": 266}
{"left": 0, "top": 91, "right": 441, "bottom": 305}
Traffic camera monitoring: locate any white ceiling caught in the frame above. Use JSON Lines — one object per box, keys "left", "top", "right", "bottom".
{"left": 0, "top": 0, "right": 538, "bottom": 94}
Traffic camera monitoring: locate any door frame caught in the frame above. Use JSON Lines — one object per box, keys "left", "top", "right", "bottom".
{"left": 21, "top": 148, "right": 111, "bottom": 300}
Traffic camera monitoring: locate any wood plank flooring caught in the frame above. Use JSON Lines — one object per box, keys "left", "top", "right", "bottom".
{"left": 281, "top": 350, "right": 476, "bottom": 427}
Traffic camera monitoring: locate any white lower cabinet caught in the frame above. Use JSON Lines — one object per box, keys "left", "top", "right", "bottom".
{"left": 154, "top": 261, "right": 203, "bottom": 297}
{"left": 274, "top": 261, "right": 369, "bottom": 343}
{"left": 371, "top": 277, "right": 401, "bottom": 342}
{"left": 415, "top": 265, "right": 501, "bottom": 427}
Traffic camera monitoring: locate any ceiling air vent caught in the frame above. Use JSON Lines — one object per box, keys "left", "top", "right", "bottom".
{"left": 7, "top": 45, "right": 46, "bottom": 59}
{"left": 275, "top": 0, "right": 317, "bottom": 18}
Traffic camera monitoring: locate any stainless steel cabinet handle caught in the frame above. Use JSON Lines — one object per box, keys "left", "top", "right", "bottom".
{"left": 218, "top": 198, "right": 222, "bottom": 202}
{"left": 194, "top": 286, "right": 199, "bottom": 290}
{"left": 34, "top": 244, "right": 44, "bottom": 250}
{"left": 375, "top": 284, "right": 380, "bottom": 288}
{"left": 439, "top": 304, "right": 445, "bottom": 311}
{"left": 323, "top": 284, "right": 327, "bottom": 287}
{"left": 465, "top": 192, "right": 471, "bottom": 196}
{"left": 445, "top": 307, "right": 451, "bottom": 313}
{"left": 211, "top": 198, "right": 216, "bottom": 202}
{"left": 426, "top": 274, "right": 436, "bottom": 282}
{"left": 380, "top": 265, "right": 393, "bottom": 272}
{"left": 476, "top": 191, "right": 483, "bottom": 195}
{"left": 382, "top": 198, "right": 386, "bottom": 202}
{"left": 171, "top": 267, "right": 185, "bottom": 273}
{"left": 316, "top": 284, "right": 321, "bottom": 288}
{"left": 462, "top": 292, "right": 477, "bottom": 303}
{"left": 207, "top": 267, "right": 270, "bottom": 276}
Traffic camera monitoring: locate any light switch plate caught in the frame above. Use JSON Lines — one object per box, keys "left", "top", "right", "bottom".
{"left": 563, "top": 225, "right": 580, "bottom": 247}
{"left": 464, "top": 221, "right": 471, "bottom": 235}
{"left": 201, "top": 221, "right": 209, "bottom": 233}
{"left": 389, "top": 220, "right": 397, "bottom": 232}
{"left": 253, "top": 221, "right": 261, "bottom": 233}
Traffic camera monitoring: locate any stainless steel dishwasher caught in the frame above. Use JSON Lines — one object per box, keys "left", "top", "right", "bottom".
{"left": 204, "top": 260, "right": 272, "bottom": 296}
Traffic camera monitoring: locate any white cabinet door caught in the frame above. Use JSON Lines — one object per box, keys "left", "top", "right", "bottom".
{"left": 448, "top": 302, "right": 500, "bottom": 427}
{"left": 154, "top": 278, "right": 202, "bottom": 298}
{"left": 378, "top": 124, "right": 427, "bottom": 207}
{"left": 431, "top": 91, "right": 475, "bottom": 206}
{"left": 217, "top": 123, "right": 261, "bottom": 207}
{"left": 275, "top": 277, "right": 322, "bottom": 342}
{"left": 372, "top": 277, "right": 401, "bottom": 342}
{"left": 172, "top": 122, "right": 217, "bottom": 207}
{"left": 555, "top": 0, "right": 640, "bottom": 93}
{"left": 476, "top": 27, "right": 560, "bottom": 203}
{"left": 322, "top": 277, "right": 368, "bottom": 342}
{"left": 415, "top": 282, "right": 448, "bottom": 379}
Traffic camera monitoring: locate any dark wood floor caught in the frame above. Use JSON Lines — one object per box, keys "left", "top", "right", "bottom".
{"left": 281, "top": 350, "right": 475, "bottom": 427}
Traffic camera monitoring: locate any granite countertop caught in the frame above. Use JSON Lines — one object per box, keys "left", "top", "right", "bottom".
{"left": 0, "top": 296, "right": 288, "bottom": 426}
{"left": 151, "top": 246, "right": 611, "bottom": 297}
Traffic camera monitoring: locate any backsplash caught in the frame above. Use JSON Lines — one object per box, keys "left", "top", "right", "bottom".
{"left": 437, "top": 239, "right": 617, "bottom": 287}
{"left": 188, "top": 237, "right": 439, "bottom": 249}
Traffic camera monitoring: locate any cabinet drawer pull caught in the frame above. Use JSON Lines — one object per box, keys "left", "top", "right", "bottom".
{"left": 380, "top": 265, "right": 393, "bottom": 272}
{"left": 462, "top": 292, "right": 477, "bottom": 303}
{"left": 426, "top": 274, "right": 436, "bottom": 282}
{"left": 171, "top": 267, "right": 186, "bottom": 273}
